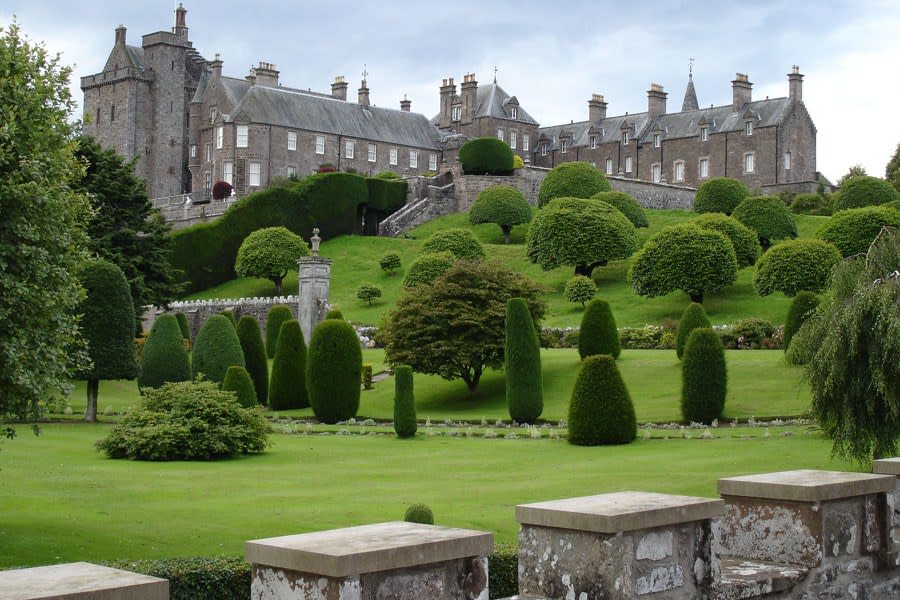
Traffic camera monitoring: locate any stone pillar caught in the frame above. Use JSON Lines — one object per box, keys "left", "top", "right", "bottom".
{"left": 245, "top": 521, "right": 492, "bottom": 599}
{"left": 873, "top": 458, "right": 900, "bottom": 566}
{"left": 516, "top": 491, "right": 723, "bottom": 599}
{"left": 0, "top": 562, "right": 168, "bottom": 599}
{"left": 298, "top": 228, "right": 332, "bottom": 344}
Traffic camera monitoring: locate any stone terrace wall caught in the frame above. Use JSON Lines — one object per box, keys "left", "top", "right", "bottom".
{"left": 608, "top": 175, "right": 696, "bottom": 209}
{"left": 142, "top": 297, "right": 299, "bottom": 341}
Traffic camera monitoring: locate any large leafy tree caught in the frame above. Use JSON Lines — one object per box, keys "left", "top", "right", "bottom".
{"left": 0, "top": 22, "right": 91, "bottom": 437}
{"left": 383, "top": 261, "right": 545, "bottom": 393}
{"left": 469, "top": 186, "right": 532, "bottom": 243}
{"left": 235, "top": 227, "right": 309, "bottom": 295}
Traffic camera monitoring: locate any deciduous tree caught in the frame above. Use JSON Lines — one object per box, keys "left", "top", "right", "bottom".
{"left": 235, "top": 227, "right": 309, "bottom": 295}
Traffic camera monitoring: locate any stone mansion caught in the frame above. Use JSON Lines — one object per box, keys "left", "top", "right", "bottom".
{"left": 81, "top": 5, "right": 818, "bottom": 202}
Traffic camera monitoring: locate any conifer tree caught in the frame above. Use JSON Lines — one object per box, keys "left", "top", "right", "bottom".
{"left": 265, "top": 305, "right": 293, "bottom": 359}
{"left": 236, "top": 315, "right": 269, "bottom": 405}
{"left": 505, "top": 298, "right": 543, "bottom": 423}
{"left": 191, "top": 314, "right": 245, "bottom": 385}
{"left": 675, "top": 302, "right": 711, "bottom": 360}
{"left": 567, "top": 355, "right": 636, "bottom": 445}
{"left": 307, "top": 319, "right": 361, "bottom": 423}
{"left": 138, "top": 313, "right": 190, "bottom": 390}
{"left": 222, "top": 366, "right": 258, "bottom": 408}
{"left": 393, "top": 365, "right": 417, "bottom": 438}
{"left": 681, "top": 328, "right": 727, "bottom": 424}
{"left": 268, "top": 320, "right": 308, "bottom": 410}
{"left": 578, "top": 299, "right": 621, "bottom": 360}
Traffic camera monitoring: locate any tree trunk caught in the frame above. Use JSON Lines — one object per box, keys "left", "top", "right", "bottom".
{"left": 462, "top": 367, "right": 483, "bottom": 394}
{"left": 574, "top": 261, "right": 607, "bottom": 278}
{"left": 760, "top": 237, "right": 772, "bottom": 252}
{"left": 85, "top": 379, "right": 99, "bottom": 422}
{"left": 273, "top": 277, "right": 283, "bottom": 296}
{"left": 501, "top": 225, "right": 512, "bottom": 244}
{"left": 690, "top": 292, "right": 704, "bottom": 303}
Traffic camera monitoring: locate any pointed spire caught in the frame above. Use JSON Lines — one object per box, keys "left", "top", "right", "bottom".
{"left": 681, "top": 59, "right": 699, "bottom": 112}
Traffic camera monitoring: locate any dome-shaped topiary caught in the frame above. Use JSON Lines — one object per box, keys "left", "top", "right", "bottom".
{"left": 567, "top": 354, "right": 636, "bottom": 445}
{"left": 236, "top": 315, "right": 269, "bottom": 405}
{"left": 222, "top": 366, "right": 257, "bottom": 408}
{"left": 681, "top": 328, "right": 727, "bottom": 424}
{"left": 783, "top": 291, "right": 819, "bottom": 352}
{"left": 815, "top": 206, "right": 900, "bottom": 258}
{"left": 403, "top": 251, "right": 456, "bottom": 287}
{"left": 458, "top": 137, "right": 515, "bottom": 175}
{"left": 469, "top": 186, "right": 532, "bottom": 244}
{"left": 753, "top": 239, "right": 842, "bottom": 296}
{"left": 268, "top": 319, "right": 308, "bottom": 410}
{"left": 421, "top": 228, "right": 486, "bottom": 261}
{"left": 538, "top": 161, "right": 611, "bottom": 207}
{"left": 138, "top": 313, "right": 190, "bottom": 390}
{"left": 307, "top": 319, "right": 362, "bottom": 423}
{"left": 393, "top": 365, "right": 417, "bottom": 438}
{"left": 404, "top": 503, "right": 434, "bottom": 525}
{"left": 791, "top": 193, "right": 827, "bottom": 215}
{"left": 191, "top": 314, "right": 245, "bottom": 385}
{"left": 731, "top": 195, "right": 797, "bottom": 249}
{"left": 564, "top": 275, "right": 597, "bottom": 306}
{"left": 675, "top": 302, "right": 711, "bottom": 360}
{"left": 693, "top": 213, "right": 761, "bottom": 268}
{"left": 834, "top": 175, "right": 900, "bottom": 211}
{"left": 325, "top": 309, "right": 344, "bottom": 320}
{"left": 693, "top": 177, "right": 750, "bottom": 214}
{"left": 505, "top": 298, "right": 543, "bottom": 424}
{"left": 591, "top": 191, "right": 648, "bottom": 227}
{"left": 265, "top": 304, "right": 293, "bottom": 359}
{"left": 174, "top": 312, "right": 191, "bottom": 345}
{"left": 578, "top": 298, "right": 620, "bottom": 360}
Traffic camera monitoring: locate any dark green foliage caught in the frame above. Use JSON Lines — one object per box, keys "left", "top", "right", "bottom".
{"left": 887, "top": 143, "right": 900, "bottom": 192}
{"left": 175, "top": 312, "right": 191, "bottom": 342}
{"left": 325, "top": 309, "right": 344, "bottom": 320}
{"left": 105, "top": 557, "right": 250, "bottom": 600}
{"left": 753, "top": 239, "right": 842, "bottom": 296}
{"left": 403, "top": 251, "right": 455, "bottom": 287}
{"left": 815, "top": 206, "right": 900, "bottom": 257}
{"left": 393, "top": 365, "right": 417, "bottom": 437}
{"left": 469, "top": 185, "right": 532, "bottom": 243}
{"left": 567, "top": 355, "right": 637, "bottom": 445}
{"left": 357, "top": 282, "right": 382, "bottom": 304}
{"left": 538, "top": 161, "right": 611, "bottom": 207}
{"left": 220, "top": 309, "right": 237, "bottom": 328}
{"left": 564, "top": 275, "right": 597, "bottom": 306}
{"left": 421, "top": 228, "right": 486, "bottom": 260}
{"left": 488, "top": 545, "right": 518, "bottom": 599}
{"left": 783, "top": 291, "right": 819, "bottom": 352}
{"left": 307, "top": 319, "right": 362, "bottom": 423}
{"left": 693, "top": 177, "right": 750, "bottom": 214}
{"left": 365, "top": 177, "right": 407, "bottom": 217}
{"left": 191, "top": 315, "right": 245, "bottom": 385}
{"left": 222, "top": 366, "right": 257, "bottom": 408}
{"left": 458, "top": 137, "right": 515, "bottom": 175}
{"left": 578, "top": 299, "right": 620, "bottom": 360}
{"left": 236, "top": 316, "right": 268, "bottom": 405}
{"left": 268, "top": 320, "right": 308, "bottom": 410}
{"left": 379, "top": 252, "right": 402, "bottom": 274}
{"left": 505, "top": 298, "right": 543, "bottom": 423}
{"left": 731, "top": 195, "right": 798, "bottom": 249}
{"left": 791, "top": 193, "right": 828, "bottom": 215}
{"left": 362, "top": 363, "right": 373, "bottom": 390}
{"left": 138, "top": 314, "right": 191, "bottom": 390}
{"left": 729, "top": 318, "right": 776, "bottom": 347}
{"left": 834, "top": 175, "right": 899, "bottom": 211}
{"left": 234, "top": 226, "right": 309, "bottom": 295}
{"left": 95, "top": 380, "right": 269, "bottom": 460}
{"left": 591, "top": 191, "right": 648, "bottom": 227}
{"left": 403, "top": 503, "right": 434, "bottom": 524}
{"left": 676, "top": 302, "right": 711, "bottom": 360}
{"left": 265, "top": 304, "right": 293, "bottom": 359}
{"left": 374, "top": 171, "right": 400, "bottom": 180}
{"left": 681, "top": 328, "right": 727, "bottom": 424}
{"left": 693, "top": 213, "right": 761, "bottom": 268}
{"left": 886, "top": 199, "right": 900, "bottom": 211}
{"left": 629, "top": 224, "right": 738, "bottom": 303}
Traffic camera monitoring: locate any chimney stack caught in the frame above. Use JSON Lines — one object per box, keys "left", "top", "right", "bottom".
{"left": 253, "top": 61, "right": 279, "bottom": 87}
{"left": 115, "top": 25, "right": 126, "bottom": 46}
{"left": 588, "top": 94, "right": 608, "bottom": 123}
{"left": 174, "top": 3, "right": 188, "bottom": 38}
{"left": 788, "top": 65, "right": 803, "bottom": 102}
{"left": 438, "top": 76, "right": 457, "bottom": 128}
{"left": 400, "top": 94, "right": 411, "bottom": 112}
{"left": 647, "top": 83, "right": 667, "bottom": 119}
{"left": 460, "top": 73, "right": 478, "bottom": 124}
{"left": 331, "top": 76, "right": 348, "bottom": 101}
{"left": 732, "top": 73, "right": 752, "bottom": 110}
{"left": 210, "top": 53, "right": 223, "bottom": 79}
{"left": 358, "top": 79, "right": 370, "bottom": 107}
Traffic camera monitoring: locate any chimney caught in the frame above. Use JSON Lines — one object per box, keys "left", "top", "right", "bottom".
{"left": 439, "top": 76, "right": 457, "bottom": 128}
{"left": 331, "top": 76, "right": 348, "bottom": 101}
{"left": 253, "top": 61, "right": 279, "bottom": 87}
{"left": 115, "top": 25, "right": 126, "bottom": 46}
{"left": 400, "top": 94, "right": 411, "bottom": 112}
{"left": 732, "top": 72, "right": 752, "bottom": 110}
{"left": 588, "top": 94, "right": 608, "bottom": 123}
{"left": 460, "top": 72, "right": 478, "bottom": 124}
{"left": 358, "top": 79, "right": 370, "bottom": 107}
{"left": 788, "top": 65, "right": 803, "bottom": 102}
{"left": 174, "top": 3, "right": 188, "bottom": 38}
{"left": 647, "top": 83, "right": 667, "bottom": 119}
{"left": 210, "top": 53, "right": 223, "bottom": 79}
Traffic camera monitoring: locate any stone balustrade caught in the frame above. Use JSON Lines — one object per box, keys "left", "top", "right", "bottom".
{"left": 0, "top": 562, "right": 168, "bottom": 599}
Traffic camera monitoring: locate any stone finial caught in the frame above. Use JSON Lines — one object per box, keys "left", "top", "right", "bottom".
{"left": 311, "top": 228, "right": 321, "bottom": 256}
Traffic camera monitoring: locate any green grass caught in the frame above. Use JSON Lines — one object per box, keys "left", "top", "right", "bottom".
{"left": 0, "top": 423, "right": 855, "bottom": 567}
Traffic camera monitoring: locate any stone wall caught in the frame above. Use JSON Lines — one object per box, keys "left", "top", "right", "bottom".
{"left": 608, "top": 175, "right": 696, "bottom": 209}
{"left": 143, "top": 297, "right": 299, "bottom": 341}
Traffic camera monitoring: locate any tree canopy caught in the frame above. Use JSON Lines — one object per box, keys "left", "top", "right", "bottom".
{"left": 538, "top": 162, "right": 611, "bottom": 207}
{"left": 469, "top": 185, "right": 532, "bottom": 243}
{"left": 731, "top": 195, "right": 797, "bottom": 250}
{"left": 235, "top": 227, "right": 309, "bottom": 295}
{"left": 753, "top": 239, "right": 842, "bottom": 296}
{"left": 693, "top": 177, "right": 750, "bottom": 215}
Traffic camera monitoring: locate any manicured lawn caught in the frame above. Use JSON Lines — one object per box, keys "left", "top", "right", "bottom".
{"left": 0, "top": 423, "right": 855, "bottom": 568}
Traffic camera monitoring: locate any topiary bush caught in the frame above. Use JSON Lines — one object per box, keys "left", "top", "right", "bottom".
{"left": 469, "top": 185, "right": 532, "bottom": 244}
{"left": 421, "top": 228, "right": 486, "bottom": 261}
{"left": 221, "top": 366, "right": 257, "bottom": 408}
{"left": 731, "top": 195, "right": 798, "bottom": 249}
{"left": 564, "top": 275, "right": 597, "bottom": 306}
{"left": 236, "top": 316, "right": 268, "bottom": 405}
{"left": 458, "top": 137, "right": 514, "bottom": 175}
{"left": 567, "top": 354, "right": 636, "bottom": 445}
{"left": 693, "top": 177, "right": 750, "bottom": 214}
{"left": 175, "top": 312, "right": 191, "bottom": 344}
{"left": 138, "top": 314, "right": 191, "bottom": 390}
{"left": 885, "top": 199, "right": 900, "bottom": 211}
{"left": 791, "top": 193, "right": 828, "bottom": 215}
{"left": 403, "top": 503, "right": 434, "bottom": 525}
{"left": 403, "top": 251, "right": 456, "bottom": 287}
{"left": 753, "top": 239, "right": 842, "bottom": 296}
{"left": 834, "top": 175, "right": 900, "bottom": 211}
{"left": 505, "top": 298, "right": 543, "bottom": 424}
{"left": 356, "top": 282, "right": 382, "bottom": 305}
{"left": 325, "top": 309, "right": 344, "bottom": 320}
{"left": 693, "top": 213, "right": 761, "bottom": 268}
{"left": 675, "top": 302, "right": 711, "bottom": 360}
{"left": 191, "top": 315, "right": 245, "bottom": 385}
{"left": 265, "top": 304, "right": 293, "bottom": 359}
{"left": 307, "top": 319, "right": 362, "bottom": 423}
{"left": 268, "top": 320, "right": 308, "bottom": 410}
{"left": 681, "top": 328, "right": 727, "bottom": 424}
{"left": 538, "top": 161, "right": 611, "bottom": 207}
{"left": 393, "top": 364, "right": 417, "bottom": 438}
{"left": 815, "top": 206, "right": 900, "bottom": 257}
{"left": 783, "top": 291, "right": 819, "bottom": 352}
{"left": 729, "top": 318, "right": 776, "bottom": 347}
{"left": 379, "top": 252, "right": 402, "bottom": 274}
{"left": 578, "top": 298, "right": 620, "bottom": 360}
{"left": 590, "top": 191, "right": 648, "bottom": 227}
{"left": 220, "top": 310, "right": 237, "bottom": 328}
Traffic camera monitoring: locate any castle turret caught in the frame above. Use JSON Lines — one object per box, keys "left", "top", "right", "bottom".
{"left": 115, "top": 25, "right": 126, "bottom": 46}
{"left": 174, "top": 3, "right": 188, "bottom": 38}
{"left": 400, "top": 95, "right": 411, "bottom": 112}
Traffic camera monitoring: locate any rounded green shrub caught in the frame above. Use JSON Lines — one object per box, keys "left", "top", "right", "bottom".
{"left": 590, "top": 191, "right": 648, "bottom": 227}
{"left": 356, "top": 282, "right": 382, "bottom": 305}
{"left": 458, "top": 137, "right": 514, "bottom": 175}
{"left": 404, "top": 503, "right": 434, "bottom": 525}
{"left": 753, "top": 239, "right": 842, "bottom": 296}
{"left": 191, "top": 314, "right": 245, "bottom": 385}
{"left": 222, "top": 366, "right": 257, "bottom": 408}
{"left": 791, "top": 193, "right": 827, "bottom": 215}
{"left": 393, "top": 365, "right": 417, "bottom": 438}
{"left": 265, "top": 304, "right": 293, "bottom": 359}
{"left": 268, "top": 320, "right": 308, "bottom": 410}
{"left": 578, "top": 299, "right": 620, "bottom": 360}
{"left": 174, "top": 312, "right": 191, "bottom": 344}
{"left": 681, "top": 328, "right": 727, "bottom": 424}
{"left": 731, "top": 195, "right": 798, "bottom": 249}
{"left": 567, "top": 354, "right": 636, "bottom": 445}
{"left": 834, "top": 175, "right": 900, "bottom": 211}
{"left": 564, "top": 275, "right": 597, "bottom": 306}
{"left": 469, "top": 185, "right": 532, "bottom": 243}
{"left": 694, "top": 213, "right": 761, "bottom": 268}
{"left": 783, "top": 291, "right": 819, "bottom": 352}
{"left": 307, "top": 319, "right": 362, "bottom": 423}
{"left": 505, "top": 298, "right": 543, "bottom": 424}
{"left": 421, "top": 228, "right": 485, "bottom": 261}
{"left": 693, "top": 177, "right": 750, "bottom": 214}
{"left": 138, "top": 314, "right": 191, "bottom": 390}
{"left": 676, "top": 302, "right": 711, "bottom": 360}
{"left": 236, "top": 316, "right": 268, "bottom": 405}
{"left": 815, "top": 206, "right": 900, "bottom": 257}
{"left": 325, "top": 309, "right": 344, "bottom": 320}
{"left": 379, "top": 252, "right": 402, "bottom": 274}
{"left": 729, "top": 318, "right": 775, "bottom": 347}
{"left": 538, "top": 161, "right": 611, "bottom": 207}
{"left": 403, "top": 251, "right": 455, "bottom": 287}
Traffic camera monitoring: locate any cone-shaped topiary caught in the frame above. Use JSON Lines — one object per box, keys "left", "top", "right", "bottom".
{"left": 307, "top": 319, "right": 362, "bottom": 423}
{"left": 236, "top": 315, "right": 269, "bottom": 405}
{"left": 404, "top": 503, "right": 434, "bottom": 524}
{"left": 578, "top": 298, "right": 620, "bottom": 360}
{"left": 138, "top": 313, "right": 190, "bottom": 390}
{"left": 783, "top": 291, "right": 819, "bottom": 352}
{"left": 567, "top": 355, "right": 636, "bottom": 445}
{"left": 393, "top": 365, "right": 417, "bottom": 438}
{"left": 222, "top": 366, "right": 257, "bottom": 408}
{"left": 191, "top": 314, "right": 245, "bottom": 385}
{"left": 675, "top": 302, "right": 712, "bottom": 360}
{"left": 268, "top": 320, "right": 308, "bottom": 410}
{"left": 220, "top": 309, "right": 237, "bottom": 328}
{"left": 681, "top": 328, "right": 727, "bottom": 424}
{"left": 505, "top": 298, "right": 543, "bottom": 423}
{"left": 265, "top": 304, "right": 293, "bottom": 359}
{"left": 175, "top": 312, "right": 191, "bottom": 344}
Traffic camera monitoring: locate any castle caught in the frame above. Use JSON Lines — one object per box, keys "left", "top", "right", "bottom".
{"left": 82, "top": 5, "right": 819, "bottom": 203}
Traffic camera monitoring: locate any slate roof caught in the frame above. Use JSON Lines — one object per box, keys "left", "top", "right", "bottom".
{"left": 537, "top": 112, "right": 650, "bottom": 150}
{"left": 125, "top": 45, "right": 145, "bottom": 69}
{"left": 681, "top": 75, "right": 699, "bottom": 112}
{"left": 431, "top": 81, "right": 539, "bottom": 127}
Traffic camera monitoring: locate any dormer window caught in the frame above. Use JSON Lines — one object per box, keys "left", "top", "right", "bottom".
{"left": 744, "top": 121, "right": 753, "bottom": 136}
{"left": 541, "top": 143, "right": 549, "bottom": 157}
{"left": 653, "top": 133, "right": 661, "bottom": 148}
{"left": 700, "top": 126, "right": 709, "bottom": 142}
{"left": 561, "top": 139, "right": 569, "bottom": 154}
{"left": 622, "top": 131, "right": 630, "bottom": 145}
{"left": 590, "top": 135, "right": 597, "bottom": 150}
{"left": 510, "top": 106, "right": 518, "bottom": 120}
{"left": 451, "top": 105, "right": 462, "bottom": 121}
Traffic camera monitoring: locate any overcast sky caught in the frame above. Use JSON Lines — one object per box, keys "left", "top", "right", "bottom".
{"left": 5, "top": 1, "right": 900, "bottom": 183}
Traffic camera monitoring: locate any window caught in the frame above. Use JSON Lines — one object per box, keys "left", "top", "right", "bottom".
{"left": 287, "top": 166, "right": 296, "bottom": 178}
{"left": 409, "top": 150, "right": 418, "bottom": 168}
{"left": 606, "top": 158, "right": 613, "bottom": 174}
{"left": 744, "top": 121, "right": 753, "bottom": 136}
{"left": 345, "top": 140, "right": 355, "bottom": 159}
{"left": 429, "top": 153, "right": 438, "bottom": 171}
{"left": 204, "top": 172, "right": 211, "bottom": 195}
{"left": 651, "top": 163, "right": 661, "bottom": 183}
{"left": 206, "top": 143, "right": 212, "bottom": 162}
{"left": 540, "top": 144, "right": 548, "bottom": 157}
{"left": 368, "top": 143, "right": 376, "bottom": 162}
{"left": 249, "top": 161, "right": 261, "bottom": 186}
{"left": 744, "top": 152, "right": 755, "bottom": 173}
{"left": 389, "top": 148, "right": 398, "bottom": 166}
{"left": 561, "top": 139, "right": 569, "bottom": 154}
{"left": 784, "top": 152, "right": 792, "bottom": 170}
{"left": 223, "top": 161, "right": 233, "bottom": 185}
{"left": 624, "top": 156, "right": 633, "bottom": 173}
{"left": 510, "top": 130, "right": 517, "bottom": 149}
{"left": 510, "top": 106, "right": 518, "bottom": 119}
{"left": 190, "top": 144, "right": 197, "bottom": 158}
{"left": 210, "top": 107, "right": 217, "bottom": 123}
{"left": 315, "top": 135, "right": 325, "bottom": 155}
{"left": 497, "top": 128, "right": 505, "bottom": 142}
{"left": 590, "top": 135, "right": 597, "bottom": 150}
{"left": 673, "top": 160, "right": 685, "bottom": 182}
{"left": 622, "top": 131, "right": 629, "bottom": 145}
{"left": 215, "top": 126, "right": 223, "bottom": 149}
{"left": 236, "top": 125, "right": 249, "bottom": 148}
{"left": 653, "top": 133, "right": 661, "bottom": 148}
{"left": 699, "top": 157, "right": 709, "bottom": 179}
{"left": 451, "top": 105, "right": 461, "bottom": 121}
{"left": 287, "top": 131, "right": 297, "bottom": 151}
{"left": 700, "top": 126, "right": 709, "bottom": 142}
{"left": 523, "top": 134, "right": 529, "bottom": 152}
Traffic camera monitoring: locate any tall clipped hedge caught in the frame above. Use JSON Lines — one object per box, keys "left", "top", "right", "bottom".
{"left": 307, "top": 319, "right": 362, "bottom": 423}
{"left": 458, "top": 137, "right": 515, "bottom": 175}
{"left": 693, "top": 213, "right": 761, "bottom": 268}
{"left": 567, "top": 355, "right": 636, "bottom": 445}
{"left": 834, "top": 175, "right": 899, "bottom": 211}
{"left": 393, "top": 365, "right": 417, "bottom": 438}
{"left": 505, "top": 298, "right": 543, "bottom": 424}
{"left": 364, "top": 177, "right": 408, "bottom": 235}
{"left": 268, "top": 320, "right": 308, "bottom": 410}
{"left": 236, "top": 316, "right": 268, "bottom": 405}
{"left": 578, "top": 298, "right": 620, "bottom": 360}
{"left": 175, "top": 312, "right": 191, "bottom": 343}
{"left": 681, "top": 328, "right": 727, "bottom": 424}
{"left": 731, "top": 195, "right": 797, "bottom": 249}
{"left": 265, "top": 304, "right": 293, "bottom": 359}
{"left": 693, "top": 177, "right": 750, "bottom": 214}
{"left": 538, "top": 161, "right": 611, "bottom": 207}
{"left": 591, "top": 191, "right": 648, "bottom": 227}
{"left": 421, "top": 228, "right": 486, "bottom": 260}
{"left": 191, "top": 315, "right": 245, "bottom": 385}
{"left": 138, "top": 313, "right": 191, "bottom": 390}
{"left": 222, "top": 366, "right": 257, "bottom": 408}
{"left": 783, "top": 291, "right": 819, "bottom": 352}
{"left": 753, "top": 239, "right": 842, "bottom": 296}
{"left": 815, "top": 206, "right": 900, "bottom": 257}
{"left": 676, "top": 302, "right": 711, "bottom": 360}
